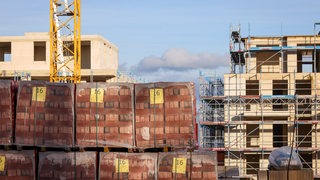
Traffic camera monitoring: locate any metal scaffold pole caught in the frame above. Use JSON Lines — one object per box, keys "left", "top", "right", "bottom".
{"left": 314, "top": 22, "right": 320, "bottom": 176}
{"left": 214, "top": 23, "right": 320, "bottom": 178}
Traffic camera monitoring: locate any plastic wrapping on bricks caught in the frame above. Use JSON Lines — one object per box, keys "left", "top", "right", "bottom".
{"left": 0, "top": 80, "right": 14, "bottom": 145}
{"left": 135, "top": 82, "right": 196, "bottom": 149}
{"left": 99, "top": 152, "right": 157, "bottom": 180}
{"left": 75, "top": 82, "right": 135, "bottom": 148}
{"left": 38, "top": 151, "right": 97, "bottom": 179}
{"left": 0, "top": 150, "right": 35, "bottom": 180}
{"left": 162, "top": 82, "right": 196, "bottom": 148}
{"left": 15, "top": 81, "right": 74, "bottom": 148}
{"left": 158, "top": 151, "right": 218, "bottom": 180}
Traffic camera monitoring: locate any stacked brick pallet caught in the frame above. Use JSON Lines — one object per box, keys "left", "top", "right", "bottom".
{"left": 0, "top": 150, "right": 218, "bottom": 179}
{"left": 158, "top": 151, "right": 218, "bottom": 180}
{"left": 135, "top": 82, "right": 196, "bottom": 149}
{"left": 99, "top": 152, "right": 157, "bottom": 179}
{"left": 99, "top": 151, "right": 218, "bottom": 180}
{"left": 0, "top": 80, "right": 219, "bottom": 179}
{"left": 38, "top": 151, "right": 97, "bottom": 179}
{"left": 0, "top": 150, "right": 35, "bottom": 179}
{"left": 76, "top": 83, "right": 135, "bottom": 148}
{"left": 75, "top": 82, "right": 197, "bottom": 150}
{"left": 0, "top": 80, "right": 14, "bottom": 145}
{"left": 15, "top": 81, "right": 74, "bottom": 147}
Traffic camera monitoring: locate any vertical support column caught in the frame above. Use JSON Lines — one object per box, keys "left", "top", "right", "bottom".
{"left": 313, "top": 23, "right": 320, "bottom": 176}
{"left": 50, "top": 0, "right": 81, "bottom": 83}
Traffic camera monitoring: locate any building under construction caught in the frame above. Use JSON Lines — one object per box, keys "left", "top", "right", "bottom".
{"left": 0, "top": 32, "right": 118, "bottom": 82}
{"left": 199, "top": 26, "right": 320, "bottom": 179}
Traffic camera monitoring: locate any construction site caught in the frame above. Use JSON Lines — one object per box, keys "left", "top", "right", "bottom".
{"left": 0, "top": 1, "right": 213, "bottom": 179}
{"left": 0, "top": 0, "right": 319, "bottom": 180}
{"left": 199, "top": 25, "right": 320, "bottom": 179}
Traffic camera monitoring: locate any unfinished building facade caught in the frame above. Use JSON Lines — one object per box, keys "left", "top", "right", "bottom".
{"left": 227, "top": 29, "right": 320, "bottom": 178}
{"left": 0, "top": 32, "right": 118, "bottom": 82}
{"left": 200, "top": 27, "right": 320, "bottom": 179}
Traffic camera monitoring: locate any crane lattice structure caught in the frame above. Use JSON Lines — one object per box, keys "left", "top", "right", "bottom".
{"left": 50, "top": 0, "right": 81, "bottom": 83}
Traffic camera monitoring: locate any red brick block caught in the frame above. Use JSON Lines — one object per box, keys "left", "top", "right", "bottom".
{"left": 0, "top": 150, "right": 35, "bottom": 180}
{"left": 135, "top": 82, "right": 197, "bottom": 148}
{"left": 39, "top": 151, "right": 96, "bottom": 179}
{"left": 0, "top": 80, "right": 14, "bottom": 144}
{"left": 99, "top": 152, "right": 157, "bottom": 180}
{"left": 15, "top": 81, "right": 74, "bottom": 147}
{"left": 75, "top": 83, "right": 135, "bottom": 148}
{"left": 158, "top": 151, "right": 218, "bottom": 180}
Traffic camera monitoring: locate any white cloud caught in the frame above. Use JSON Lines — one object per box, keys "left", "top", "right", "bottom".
{"left": 143, "top": 69, "right": 199, "bottom": 82}
{"left": 118, "top": 48, "right": 229, "bottom": 83}
{"left": 132, "top": 48, "right": 229, "bottom": 72}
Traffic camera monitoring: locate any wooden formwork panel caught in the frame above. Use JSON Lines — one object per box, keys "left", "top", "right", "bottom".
{"left": 135, "top": 82, "right": 196, "bottom": 149}
{"left": 99, "top": 152, "right": 157, "bottom": 180}
{"left": 0, "top": 150, "right": 35, "bottom": 180}
{"left": 75, "top": 83, "right": 135, "bottom": 148}
{"left": 0, "top": 80, "right": 14, "bottom": 144}
{"left": 158, "top": 151, "right": 218, "bottom": 180}
{"left": 38, "top": 151, "right": 97, "bottom": 179}
{"left": 15, "top": 81, "right": 74, "bottom": 147}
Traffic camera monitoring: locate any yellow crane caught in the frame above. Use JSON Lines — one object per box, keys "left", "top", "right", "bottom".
{"left": 49, "top": 0, "right": 81, "bottom": 83}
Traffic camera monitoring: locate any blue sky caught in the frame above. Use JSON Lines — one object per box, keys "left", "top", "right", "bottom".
{"left": 0, "top": 0, "right": 319, "bottom": 82}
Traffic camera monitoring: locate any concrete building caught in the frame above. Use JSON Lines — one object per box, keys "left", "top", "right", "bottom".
{"left": 199, "top": 28, "right": 320, "bottom": 179}
{"left": 0, "top": 32, "right": 118, "bottom": 82}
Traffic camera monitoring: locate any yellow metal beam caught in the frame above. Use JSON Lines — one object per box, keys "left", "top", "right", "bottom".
{"left": 50, "top": 0, "right": 81, "bottom": 83}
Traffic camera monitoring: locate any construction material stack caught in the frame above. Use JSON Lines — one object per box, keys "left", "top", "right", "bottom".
{"left": 158, "top": 151, "right": 218, "bottom": 179}
{"left": 99, "top": 152, "right": 157, "bottom": 179}
{"left": 0, "top": 150, "right": 35, "bottom": 179}
{"left": 75, "top": 82, "right": 135, "bottom": 148}
{"left": 0, "top": 79, "right": 218, "bottom": 179}
{"left": 38, "top": 152, "right": 97, "bottom": 179}
{"left": 0, "top": 80, "right": 14, "bottom": 145}
{"left": 135, "top": 82, "right": 196, "bottom": 150}
{"left": 15, "top": 81, "right": 74, "bottom": 147}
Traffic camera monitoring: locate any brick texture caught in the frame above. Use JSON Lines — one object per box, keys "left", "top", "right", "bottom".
{"left": 15, "top": 81, "right": 74, "bottom": 147}
{"left": 158, "top": 151, "right": 218, "bottom": 180}
{"left": 99, "top": 152, "right": 157, "bottom": 180}
{"left": 75, "top": 83, "right": 134, "bottom": 148}
{"left": 0, "top": 150, "right": 35, "bottom": 180}
{"left": 38, "top": 151, "right": 96, "bottom": 179}
{"left": 0, "top": 80, "right": 14, "bottom": 144}
{"left": 135, "top": 82, "right": 196, "bottom": 148}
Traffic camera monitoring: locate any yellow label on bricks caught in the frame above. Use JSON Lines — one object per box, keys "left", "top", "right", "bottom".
{"left": 90, "top": 88, "right": 104, "bottom": 103}
{"left": 0, "top": 156, "right": 5, "bottom": 171}
{"left": 115, "top": 159, "right": 129, "bottom": 173}
{"left": 150, "top": 88, "right": 164, "bottom": 104}
{"left": 172, "top": 157, "right": 187, "bottom": 174}
{"left": 32, "top": 87, "right": 46, "bottom": 102}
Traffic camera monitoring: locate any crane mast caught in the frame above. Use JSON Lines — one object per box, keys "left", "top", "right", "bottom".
{"left": 50, "top": 0, "right": 81, "bottom": 83}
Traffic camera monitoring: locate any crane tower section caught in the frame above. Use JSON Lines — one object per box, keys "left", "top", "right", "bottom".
{"left": 50, "top": 0, "right": 81, "bottom": 83}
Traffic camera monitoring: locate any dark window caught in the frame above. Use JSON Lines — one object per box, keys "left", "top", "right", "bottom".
{"left": 273, "top": 124, "right": 288, "bottom": 147}
{"left": 34, "top": 41, "right": 46, "bottom": 61}
{"left": 0, "top": 42, "right": 11, "bottom": 62}
{"left": 296, "top": 80, "right": 311, "bottom": 95}
{"left": 246, "top": 80, "right": 259, "bottom": 95}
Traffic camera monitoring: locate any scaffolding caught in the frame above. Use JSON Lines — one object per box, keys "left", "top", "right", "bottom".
{"left": 198, "top": 71, "right": 225, "bottom": 167}
{"left": 200, "top": 24, "right": 320, "bottom": 179}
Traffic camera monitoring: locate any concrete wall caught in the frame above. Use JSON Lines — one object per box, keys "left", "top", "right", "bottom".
{"left": 0, "top": 32, "right": 118, "bottom": 81}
